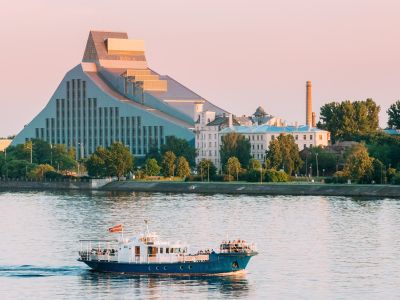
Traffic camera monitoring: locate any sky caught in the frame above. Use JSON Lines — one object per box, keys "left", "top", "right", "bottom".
{"left": 0, "top": 0, "right": 399, "bottom": 137}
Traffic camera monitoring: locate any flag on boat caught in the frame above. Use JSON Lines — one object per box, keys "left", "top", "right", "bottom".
{"left": 108, "top": 224, "right": 123, "bottom": 233}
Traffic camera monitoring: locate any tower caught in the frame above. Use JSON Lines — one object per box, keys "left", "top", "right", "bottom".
{"left": 306, "top": 81, "right": 312, "bottom": 127}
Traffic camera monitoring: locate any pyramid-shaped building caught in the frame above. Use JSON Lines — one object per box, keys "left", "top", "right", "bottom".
{"left": 12, "top": 31, "right": 227, "bottom": 158}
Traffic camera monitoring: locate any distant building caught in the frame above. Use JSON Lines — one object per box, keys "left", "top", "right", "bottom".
{"left": 251, "top": 106, "right": 287, "bottom": 126}
{"left": 383, "top": 129, "right": 400, "bottom": 135}
{"left": 195, "top": 106, "right": 239, "bottom": 167}
{"left": 11, "top": 31, "right": 227, "bottom": 158}
{"left": 219, "top": 125, "right": 330, "bottom": 165}
{"left": 0, "top": 139, "right": 12, "bottom": 152}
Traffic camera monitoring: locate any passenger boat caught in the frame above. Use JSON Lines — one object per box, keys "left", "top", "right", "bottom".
{"left": 78, "top": 223, "right": 257, "bottom": 275}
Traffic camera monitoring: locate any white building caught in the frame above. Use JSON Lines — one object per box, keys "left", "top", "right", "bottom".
{"left": 195, "top": 103, "right": 330, "bottom": 169}
{"left": 195, "top": 109, "right": 237, "bottom": 167}
{"left": 219, "top": 125, "right": 330, "bottom": 162}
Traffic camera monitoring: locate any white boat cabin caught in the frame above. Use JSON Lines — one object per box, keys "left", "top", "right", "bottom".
{"left": 79, "top": 231, "right": 210, "bottom": 264}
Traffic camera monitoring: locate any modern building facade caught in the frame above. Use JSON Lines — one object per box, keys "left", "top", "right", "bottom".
{"left": 11, "top": 31, "right": 226, "bottom": 158}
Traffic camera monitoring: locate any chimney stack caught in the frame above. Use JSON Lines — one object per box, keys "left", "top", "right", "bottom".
{"left": 312, "top": 112, "right": 316, "bottom": 127}
{"left": 228, "top": 114, "right": 233, "bottom": 128}
{"left": 306, "top": 81, "right": 312, "bottom": 127}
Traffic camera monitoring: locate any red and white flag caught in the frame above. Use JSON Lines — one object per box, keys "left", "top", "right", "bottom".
{"left": 108, "top": 224, "right": 123, "bottom": 233}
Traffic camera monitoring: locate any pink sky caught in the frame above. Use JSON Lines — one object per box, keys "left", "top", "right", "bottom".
{"left": 1, "top": 0, "right": 399, "bottom": 137}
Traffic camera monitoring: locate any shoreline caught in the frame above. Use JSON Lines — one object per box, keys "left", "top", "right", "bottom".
{"left": 1, "top": 179, "right": 400, "bottom": 197}
{"left": 101, "top": 181, "right": 400, "bottom": 197}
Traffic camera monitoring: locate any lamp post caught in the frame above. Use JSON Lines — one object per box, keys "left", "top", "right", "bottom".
{"left": 4, "top": 148, "right": 8, "bottom": 178}
{"left": 305, "top": 155, "right": 308, "bottom": 177}
{"left": 315, "top": 152, "right": 319, "bottom": 179}
{"left": 50, "top": 144, "right": 53, "bottom": 167}
{"left": 26, "top": 141, "right": 33, "bottom": 164}
{"left": 309, "top": 164, "right": 312, "bottom": 178}
{"left": 207, "top": 162, "right": 210, "bottom": 182}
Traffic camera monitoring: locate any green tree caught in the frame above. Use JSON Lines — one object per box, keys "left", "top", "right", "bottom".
{"left": 197, "top": 159, "right": 217, "bottom": 181}
{"left": 372, "top": 158, "right": 385, "bottom": 184}
{"left": 226, "top": 156, "right": 241, "bottom": 181}
{"left": 1, "top": 160, "right": 33, "bottom": 178}
{"left": 318, "top": 99, "right": 380, "bottom": 142}
{"left": 85, "top": 146, "right": 109, "bottom": 177}
{"left": 248, "top": 158, "right": 261, "bottom": 171}
{"left": 51, "top": 144, "right": 77, "bottom": 171}
{"left": 387, "top": 100, "right": 400, "bottom": 129}
{"left": 300, "top": 146, "right": 337, "bottom": 176}
{"left": 161, "top": 151, "right": 176, "bottom": 177}
{"left": 265, "top": 134, "right": 303, "bottom": 175}
{"left": 145, "top": 146, "right": 162, "bottom": 163}
{"left": 220, "top": 133, "right": 251, "bottom": 167}
{"left": 107, "top": 142, "right": 134, "bottom": 180}
{"left": 176, "top": 156, "right": 191, "bottom": 178}
{"left": 144, "top": 158, "right": 161, "bottom": 176}
{"left": 343, "top": 144, "right": 373, "bottom": 183}
{"left": 161, "top": 136, "right": 196, "bottom": 167}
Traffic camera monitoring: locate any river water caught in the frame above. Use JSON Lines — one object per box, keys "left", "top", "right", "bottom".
{"left": 0, "top": 190, "right": 399, "bottom": 299}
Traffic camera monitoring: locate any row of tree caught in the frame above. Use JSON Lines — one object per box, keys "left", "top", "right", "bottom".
{"left": 0, "top": 139, "right": 77, "bottom": 179}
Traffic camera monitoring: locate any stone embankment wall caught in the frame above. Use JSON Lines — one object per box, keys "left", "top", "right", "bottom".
{"left": 102, "top": 181, "right": 400, "bottom": 197}
{"left": 0, "top": 178, "right": 114, "bottom": 190}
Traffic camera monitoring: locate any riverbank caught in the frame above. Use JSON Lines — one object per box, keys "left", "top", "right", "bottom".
{"left": 1, "top": 179, "right": 400, "bottom": 197}
{"left": 0, "top": 178, "right": 113, "bottom": 190}
{"left": 102, "top": 181, "right": 400, "bottom": 197}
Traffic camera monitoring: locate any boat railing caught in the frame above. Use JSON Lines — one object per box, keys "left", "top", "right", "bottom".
{"left": 79, "top": 239, "right": 119, "bottom": 262}
{"left": 219, "top": 240, "right": 257, "bottom": 254}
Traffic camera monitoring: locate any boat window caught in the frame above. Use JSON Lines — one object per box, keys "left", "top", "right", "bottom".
{"left": 135, "top": 246, "right": 140, "bottom": 256}
{"left": 160, "top": 248, "right": 163, "bottom": 254}
{"left": 166, "top": 248, "right": 169, "bottom": 254}
{"left": 170, "top": 248, "right": 174, "bottom": 253}
{"left": 179, "top": 266, "right": 184, "bottom": 270}
{"left": 188, "top": 265, "right": 192, "bottom": 270}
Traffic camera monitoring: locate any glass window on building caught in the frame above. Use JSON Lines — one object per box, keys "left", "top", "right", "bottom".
{"left": 72, "top": 79, "right": 75, "bottom": 100}
{"left": 82, "top": 81, "right": 86, "bottom": 99}
{"left": 303, "top": 135, "right": 306, "bottom": 140}
{"left": 310, "top": 135, "right": 313, "bottom": 140}
{"left": 77, "top": 79, "right": 81, "bottom": 100}
{"left": 295, "top": 135, "right": 298, "bottom": 140}
{"left": 319, "top": 134, "right": 323, "bottom": 140}
{"left": 66, "top": 82, "right": 70, "bottom": 100}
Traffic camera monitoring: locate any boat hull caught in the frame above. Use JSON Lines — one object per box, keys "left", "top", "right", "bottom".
{"left": 79, "top": 253, "right": 255, "bottom": 275}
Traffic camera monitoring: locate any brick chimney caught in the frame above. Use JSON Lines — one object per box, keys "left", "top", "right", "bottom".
{"left": 306, "top": 81, "right": 312, "bottom": 127}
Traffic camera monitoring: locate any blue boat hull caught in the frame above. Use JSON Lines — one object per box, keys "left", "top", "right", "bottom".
{"left": 79, "top": 253, "right": 255, "bottom": 275}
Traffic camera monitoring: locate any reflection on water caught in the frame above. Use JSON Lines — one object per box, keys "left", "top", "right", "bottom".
{"left": 0, "top": 190, "right": 400, "bottom": 299}
{"left": 80, "top": 271, "right": 250, "bottom": 298}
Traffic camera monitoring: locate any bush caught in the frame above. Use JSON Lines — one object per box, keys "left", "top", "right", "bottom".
{"left": 45, "top": 170, "right": 64, "bottom": 179}
{"left": 134, "top": 170, "right": 145, "bottom": 180}
{"left": 332, "top": 171, "right": 349, "bottom": 184}
{"left": 264, "top": 169, "right": 288, "bottom": 182}
{"left": 211, "top": 174, "right": 225, "bottom": 182}
{"left": 246, "top": 169, "right": 264, "bottom": 182}
{"left": 392, "top": 173, "right": 400, "bottom": 185}
{"left": 223, "top": 174, "right": 234, "bottom": 182}
{"left": 184, "top": 175, "right": 202, "bottom": 182}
